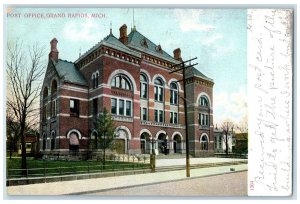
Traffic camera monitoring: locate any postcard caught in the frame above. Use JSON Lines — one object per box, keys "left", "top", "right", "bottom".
{"left": 3, "top": 6, "right": 293, "bottom": 198}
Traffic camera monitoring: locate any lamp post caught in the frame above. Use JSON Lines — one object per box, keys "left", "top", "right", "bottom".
{"left": 150, "top": 137, "right": 156, "bottom": 172}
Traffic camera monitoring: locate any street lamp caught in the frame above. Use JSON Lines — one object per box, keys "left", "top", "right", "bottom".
{"left": 150, "top": 137, "right": 156, "bottom": 172}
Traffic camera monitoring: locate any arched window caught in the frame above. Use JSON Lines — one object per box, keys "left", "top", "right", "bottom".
{"left": 69, "top": 131, "right": 80, "bottom": 151}
{"left": 92, "top": 74, "right": 95, "bottom": 89}
{"left": 154, "top": 77, "right": 164, "bottom": 102}
{"left": 43, "top": 87, "right": 48, "bottom": 98}
{"left": 140, "top": 73, "right": 148, "bottom": 99}
{"left": 170, "top": 82, "right": 178, "bottom": 105}
{"left": 51, "top": 80, "right": 57, "bottom": 95}
{"left": 111, "top": 74, "right": 132, "bottom": 91}
{"left": 199, "top": 95, "right": 209, "bottom": 107}
{"left": 95, "top": 72, "right": 99, "bottom": 88}
{"left": 200, "top": 135, "right": 209, "bottom": 150}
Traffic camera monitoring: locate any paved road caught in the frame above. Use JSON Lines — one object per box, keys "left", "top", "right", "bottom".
{"left": 86, "top": 171, "right": 247, "bottom": 196}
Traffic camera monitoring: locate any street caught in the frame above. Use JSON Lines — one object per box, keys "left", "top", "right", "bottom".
{"left": 86, "top": 171, "right": 247, "bottom": 196}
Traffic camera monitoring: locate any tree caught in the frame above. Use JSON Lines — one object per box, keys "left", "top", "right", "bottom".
{"left": 220, "top": 120, "right": 235, "bottom": 155}
{"left": 94, "top": 108, "right": 116, "bottom": 166}
{"left": 6, "top": 40, "right": 45, "bottom": 174}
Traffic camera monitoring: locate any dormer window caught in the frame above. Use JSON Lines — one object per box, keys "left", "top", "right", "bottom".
{"left": 156, "top": 45, "right": 163, "bottom": 54}
{"left": 140, "top": 38, "right": 148, "bottom": 48}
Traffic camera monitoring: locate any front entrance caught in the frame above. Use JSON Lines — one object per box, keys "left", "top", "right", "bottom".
{"left": 157, "top": 133, "right": 168, "bottom": 155}
{"left": 115, "top": 139, "right": 125, "bottom": 154}
{"left": 140, "top": 132, "right": 151, "bottom": 154}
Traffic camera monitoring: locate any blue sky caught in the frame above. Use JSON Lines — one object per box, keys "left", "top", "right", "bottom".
{"left": 6, "top": 7, "right": 247, "bottom": 125}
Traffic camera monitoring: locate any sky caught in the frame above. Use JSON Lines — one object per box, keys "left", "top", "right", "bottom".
{"left": 5, "top": 7, "right": 247, "bottom": 125}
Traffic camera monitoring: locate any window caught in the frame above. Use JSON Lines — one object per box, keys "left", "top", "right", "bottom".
{"left": 170, "top": 82, "right": 178, "bottom": 105}
{"left": 159, "top": 110, "right": 164, "bottom": 122}
{"left": 95, "top": 72, "right": 99, "bottom": 88}
{"left": 43, "top": 87, "right": 48, "bottom": 98}
{"left": 111, "top": 98, "right": 117, "bottom": 114}
{"left": 111, "top": 74, "right": 132, "bottom": 90}
{"left": 42, "top": 105, "right": 47, "bottom": 121}
{"left": 111, "top": 98, "right": 132, "bottom": 117}
{"left": 51, "top": 132, "right": 56, "bottom": 150}
{"left": 170, "top": 112, "right": 178, "bottom": 124}
{"left": 200, "top": 95, "right": 209, "bottom": 107}
{"left": 126, "top": 101, "right": 131, "bottom": 116}
{"left": 93, "top": 98, "right": 98, "bottom": 115}
{"left": 199, "top": 113, "right": 209, "bottom": 126}
{"left": 140, "top": 74, "right": 148, "bottom": 99}
{"left": 70, "top": 99, "right": 79, "bottom": 117}
{"left": 154, "top": 77, "right": 164, "bottom": 102}
{"left": 201, "top": 135, "right": 209, "bottom": 150}
{"left": 51, "top": 100, "right": 57, "bottom": 117}
{"left": 141, "top": 107, "right": 148, "bottom": 121}
{"left": 119, "top": 99, "right": 124, "bottom": 115}
{"left": 51, "top": 80, "right": 57, "bottom": 95}
{"left": 155, "top": 109, "right": 164, "bottom": 122}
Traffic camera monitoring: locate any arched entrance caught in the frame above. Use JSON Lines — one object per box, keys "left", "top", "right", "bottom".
{"left": 173, "top": 134, "right": 182, "bottom": 153}
{"left": 140, "top": 132, "right": 151, "bottom": 154}
{"left": 115, "top": 126, "right": 131, "bottom": 154}
{"left": 157, "top": 133, "right": 168, "bottom": 154}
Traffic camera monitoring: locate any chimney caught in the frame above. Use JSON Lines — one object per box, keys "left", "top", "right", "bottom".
{"left": 173, "top": 48, "right": 182, "bottom": 61}
{"left": 49, "top": 38, "right": 59, "bottom": 63}
{"left": 119, "top": 24, "right": 128, "bottom": 45}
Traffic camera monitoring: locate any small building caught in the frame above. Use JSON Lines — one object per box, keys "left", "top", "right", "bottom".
{"left": 214, "top": 128, "right": 235, "bottom": 154}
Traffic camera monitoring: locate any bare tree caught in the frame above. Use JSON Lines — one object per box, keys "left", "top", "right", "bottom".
{"left": 6, "top": 40, "right": 45, "bottom": 173}
{"left": 220, "top": 120, "right": 235, "bottom": 155}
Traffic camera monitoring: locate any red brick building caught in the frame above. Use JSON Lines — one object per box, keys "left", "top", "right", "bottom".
{"left": 40, "top": 24, "right": 214, "bottom": 158}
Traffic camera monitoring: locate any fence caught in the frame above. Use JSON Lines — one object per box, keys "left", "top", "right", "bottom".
{"left": 7, "top": 160, "right": 150, "bottom": 179}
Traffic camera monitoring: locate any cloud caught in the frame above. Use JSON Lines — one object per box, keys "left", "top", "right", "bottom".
{"left": 63, "top": 20, "right": 101, "bottom": 42}
{"left": 201, "top": 33, "right": 223, "bottom": 46}
{"left": 214, "top": 86, "right": 247, "bottom": 125}
{"left": 174, "top": 9, "right": 215, "bottom": 32}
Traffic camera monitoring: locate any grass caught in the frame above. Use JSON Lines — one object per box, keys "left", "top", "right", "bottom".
{"left": 7, "top": 157, "right": 150, "bottom": 178}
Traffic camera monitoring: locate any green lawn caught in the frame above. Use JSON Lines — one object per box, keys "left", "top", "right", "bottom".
{"left": 7, "top": 157, "right": 149, "bottom": 178}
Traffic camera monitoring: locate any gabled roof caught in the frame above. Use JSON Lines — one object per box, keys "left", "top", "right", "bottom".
{"left": 127, "top": 30, "right": 180, "bottom": 64}
{"left": 53, "top": 59, "right": 87, "bottom": 85}
{"left": 75, "top": 33, "right": 141, "bottom": 63}
{"left": 185, "top": 66, "right": 213, "bottom": 82}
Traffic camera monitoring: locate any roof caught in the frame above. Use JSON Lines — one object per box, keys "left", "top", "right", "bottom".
{"left": 53, "top": 59, "right": 87, "bottom": 85}
{"left": 185, "top": 66, "right": 213, "bottom": 82}
{"left": 127, "top": 30, "right": 180, "bottom": 64}
{"left": 75, "top": 33, "right": 141, "bottom": 63}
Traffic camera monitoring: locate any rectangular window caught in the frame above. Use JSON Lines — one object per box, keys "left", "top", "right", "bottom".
{"left": 154, "top": 110, "right": 158, "bottom": 122}
{"left": 174, "top": 112, "right": 178, "bottom": 124}
{"left": 51, "top": 100, "right": 54, "bottom": 117}
{"left": 111, "top": 98, "right": 117, "bottom": 114}
{"left": 43, "top": 105, "right": 47, "bottom": 121}
{"left": 142, "top": 107, "right": 147, "bottom": 121}
{"left": 170, "top": 112, "right": 173, "bottom": 123}
{"left": 70, "top": 99, "right": 79, "bottom": 117}
{"left": 141, "top": 83, "right": 147, "bottom": 99}
{"left": 159, "top": 110, "right": 164, "bottom": 122}
{"left": 119, "top": 99, "right": 124, "bottom": 115}
{"left": 154, "top": 87, "right": 158, "bottom": 101}
{"left": 126, "top": 101, "right": 131, "bottom": 116}
{"left": 159, "top": 87, "right": 163, "bottom": 102}
{"left": 93, "top": 98, "right": 98, "bottom": 115}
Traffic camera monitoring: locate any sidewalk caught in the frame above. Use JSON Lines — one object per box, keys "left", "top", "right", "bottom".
{"left": 7, "top": 163, "right": 247, "bottom": 196}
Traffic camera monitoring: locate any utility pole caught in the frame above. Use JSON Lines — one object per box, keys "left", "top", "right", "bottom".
{"left": 170, "top": 57, "right": 198, "bottom": 177}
